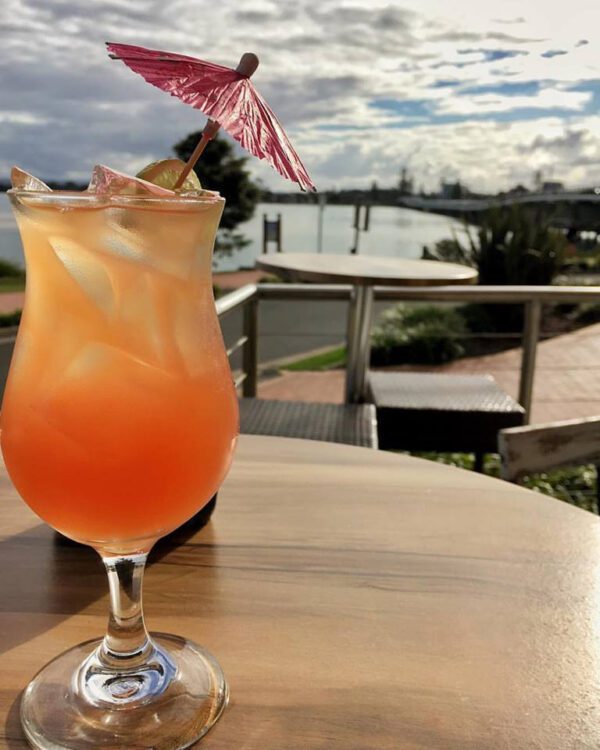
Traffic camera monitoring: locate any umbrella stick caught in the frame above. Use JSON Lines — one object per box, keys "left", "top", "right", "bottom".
{"left": 174, "top": 120, "right": 220, "bottom": 189}
{"left": 174, "top": 52, "right": 259, "bottom": 190}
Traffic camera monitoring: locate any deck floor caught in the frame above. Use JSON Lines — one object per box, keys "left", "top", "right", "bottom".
{"left": 259, "top": 322, "right": 600, "bottom": 425}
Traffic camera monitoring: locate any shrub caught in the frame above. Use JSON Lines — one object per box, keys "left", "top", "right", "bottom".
{"left": 423, "top": 207, "right": 567, "bottom": 331}
{"left": 0, "top": 259, "right": 24, "bottom": 278}
{"left": 0, "top": 310, "right": 21, "bottom": 327}
{"left": 371, "top": 304, "right": 466, "bottom": 365}
{"left": 415, "top": 452, "right": 597, "bottom": 513}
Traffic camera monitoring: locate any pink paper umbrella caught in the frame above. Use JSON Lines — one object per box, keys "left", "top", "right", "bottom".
{"left": 106, "top": 42, "right": 315, "bottom": 192}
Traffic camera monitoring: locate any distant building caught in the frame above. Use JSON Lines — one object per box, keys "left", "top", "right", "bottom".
{"left": 541, "top": 181, "right": 565, "bottom": 193}
{"left": 440, "top": 181, "right": 468, "bottom": 199}
{"left": 398, "top": 167, "right": 414, "bottom": 196}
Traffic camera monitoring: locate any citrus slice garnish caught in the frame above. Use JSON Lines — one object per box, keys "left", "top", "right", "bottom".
{"left": 136, "top": 159, "right": 202, "bottom": 192}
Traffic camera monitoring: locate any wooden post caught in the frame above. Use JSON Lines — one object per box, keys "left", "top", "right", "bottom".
{"left": 350, "top": 204, "right": 370, "bottom": 254}
{"left": 263, "top": 214, "right": 282, "bottom": 254}
{"left": 277, "top": 213, "right": 282, "bottom": 252}
{"left": 317, "top": 193, "right": 326, "bottom": 253}
{"left": 351, "top": 204, "right": 361, "bottom": 254}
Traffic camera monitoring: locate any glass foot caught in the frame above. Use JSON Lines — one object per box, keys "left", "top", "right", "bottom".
{"left": 21, "top": 633, "right": 229, "bottom": 749}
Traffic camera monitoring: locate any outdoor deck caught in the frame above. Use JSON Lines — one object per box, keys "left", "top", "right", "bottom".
{"left": 258, "top": 321, "right": 600, "bottom": 425}
{"left": 2, "top": 284, "right": 599, "bottom": 425}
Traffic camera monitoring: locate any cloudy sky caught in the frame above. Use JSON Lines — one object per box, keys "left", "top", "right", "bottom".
{"left": 1, "top": 0, "right": 599, "bottom": 193}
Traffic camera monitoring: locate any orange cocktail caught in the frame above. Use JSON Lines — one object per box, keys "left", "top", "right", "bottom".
{"left": 3, "top": 190, "right": 238, "bottom": 551}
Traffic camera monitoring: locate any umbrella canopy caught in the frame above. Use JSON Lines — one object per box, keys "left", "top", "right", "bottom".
{"left": 106, "top": 42, "right": 315, "bottom": 192}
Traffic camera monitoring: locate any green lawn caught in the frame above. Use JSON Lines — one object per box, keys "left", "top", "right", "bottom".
{"left": 281, "top": 345, "right": 346, "bottom": 372}
{"left": 0, "top": 278, "right": 25, "bottom": 293}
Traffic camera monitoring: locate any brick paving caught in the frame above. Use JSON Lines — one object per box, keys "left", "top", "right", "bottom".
{"left": 213, "top": 270, "right": 267, "bottom": 289}
{"left": 258, "top": 322, "right": 600, "bottom": 425}
{"left": 0, "top": 292, "right": 24, "bottom": 314}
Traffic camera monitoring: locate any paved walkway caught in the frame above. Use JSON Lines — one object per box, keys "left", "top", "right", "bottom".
{"left": 0, "top": 292, "right": 24, "bottom": 314}
{"left": 258, "top": 322, "right": 600, "bottom": 425}
{"left": 214, "top": 270, "right": 266, "bottom": 289}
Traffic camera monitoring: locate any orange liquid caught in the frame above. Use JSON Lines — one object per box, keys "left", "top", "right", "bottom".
{"left": 2, "top": 192, "right": 238, "bottom": 551}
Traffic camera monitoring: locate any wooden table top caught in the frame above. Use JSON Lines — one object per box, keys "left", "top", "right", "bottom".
{"left": 256, "top": 252, "right": 478, "bottom": 286}
{"left": 2, "top": 435, "right": 600, "bottom": 749}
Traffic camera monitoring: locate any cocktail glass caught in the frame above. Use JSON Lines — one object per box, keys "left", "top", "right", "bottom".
{"left": 3, "top": 187, "right": 239, "bottom": 749}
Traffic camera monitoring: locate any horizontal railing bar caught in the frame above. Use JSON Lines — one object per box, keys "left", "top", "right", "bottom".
{"left": 215, "top": 284, "right": 258, "bottom": 318}
{"left": 373, "top": 285, "right": 600, "bottom": 304}
{"left": 233, "top": 372, "right": 247, "bottom": 388}
{"left": 256, "top": 331, "right": 558, "bottom": 340}
{"left": 254, "top": 282, "right": 600, "bottom": 305}
{"left": 226, "top": 335, "right": 249, "bottom": 357}
{"left": 257, "top": 284, "right": 353, "bottom": 301}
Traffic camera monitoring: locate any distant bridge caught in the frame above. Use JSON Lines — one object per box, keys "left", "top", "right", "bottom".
{"left": 399, "top": 193, "right": 600, "bottom": 233}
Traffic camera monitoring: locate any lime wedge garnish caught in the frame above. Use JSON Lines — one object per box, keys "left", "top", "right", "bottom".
{"left": 136, "top": 159, "right": 202, "bottom": 192}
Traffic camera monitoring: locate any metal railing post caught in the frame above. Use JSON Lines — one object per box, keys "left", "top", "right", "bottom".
{"left": 519, "top": 299, "right": 542, "bottom": 423}
{"left": 345, "top": 285, "right": 374, "bottom": 403}
{"left": 242, "top": 297, "right": 259, "bottom": 397}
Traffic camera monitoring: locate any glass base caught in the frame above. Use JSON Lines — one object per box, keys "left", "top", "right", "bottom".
{"left": 21, "top": 632, "right": 229, "bottom": 749}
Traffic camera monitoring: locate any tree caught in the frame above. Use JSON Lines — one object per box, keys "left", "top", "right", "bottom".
{"left": 173, "top": 132, "right": 261, "bottom": 255}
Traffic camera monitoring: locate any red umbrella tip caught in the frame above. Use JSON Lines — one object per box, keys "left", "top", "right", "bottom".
{"left": 236, "top": 53, "right": 259, "bottom": 78}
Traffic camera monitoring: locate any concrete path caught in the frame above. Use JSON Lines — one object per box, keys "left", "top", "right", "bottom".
{"left": 258, "top": 322, "right": 600, "bottom": 425}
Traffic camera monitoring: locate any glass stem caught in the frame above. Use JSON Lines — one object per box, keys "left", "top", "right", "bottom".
{"left": 99, "top": 553, "right": 153, "bottom": 669}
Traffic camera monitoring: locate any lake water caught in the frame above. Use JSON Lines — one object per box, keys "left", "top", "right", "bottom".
{"left": 0, "top": 194, "right": 464, "bottom": 272}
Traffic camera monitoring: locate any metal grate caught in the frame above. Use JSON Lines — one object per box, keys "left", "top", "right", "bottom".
{"left": 369, "top": 372, "right": 524, "bottom": 414}
{"left": 239, "top": 398, "right": 378, "bottom": 448}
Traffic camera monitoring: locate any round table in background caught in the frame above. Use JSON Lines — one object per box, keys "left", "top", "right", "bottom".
{"left": 256, "top": 253, "right": 477, "bottom": 402}
{"left": 1, "top": 435, "right": 600, "bottom": 748}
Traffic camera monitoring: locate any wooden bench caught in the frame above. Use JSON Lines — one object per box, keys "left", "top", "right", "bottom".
{"left": 499, "top": 416, "right": 600, "bottom": 513}
{"left": 368, "top": 371, "right": 524, "bottom": 467}
{"left": 239, "top": 398, "right": 378, "bottom": 449}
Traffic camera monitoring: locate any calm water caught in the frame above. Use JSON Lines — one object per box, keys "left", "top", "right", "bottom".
{"left": 0, "top": 194, "right": 464, "bottom": 272}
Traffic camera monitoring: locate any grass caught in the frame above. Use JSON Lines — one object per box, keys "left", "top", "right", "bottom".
{"left": 281, "top": 345, "right": 346, "bottom": 372}
{"left": 0, "top": 277, "right": 25, "bottom": 293}
{"left": 414, "top": 452, "right": 598, "bottom": 514}
{"left": 0, "top": 258, "right": 26, "bottom": 294}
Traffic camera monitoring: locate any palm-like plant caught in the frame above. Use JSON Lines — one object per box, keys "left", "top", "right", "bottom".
{"left": 423, "top": 207, "right": 566, "bottom": 330}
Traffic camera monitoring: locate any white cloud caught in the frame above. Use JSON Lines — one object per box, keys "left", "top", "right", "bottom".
{"left": 436, "top": 88, "right": 591, "bottom": 116}
{"left": 1, "top": 0, "right": 599, "bottom": 192}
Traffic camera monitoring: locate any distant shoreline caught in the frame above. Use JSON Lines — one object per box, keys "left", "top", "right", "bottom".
{"left": 0, "top": 182, "right": 87, "bottom": 193}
